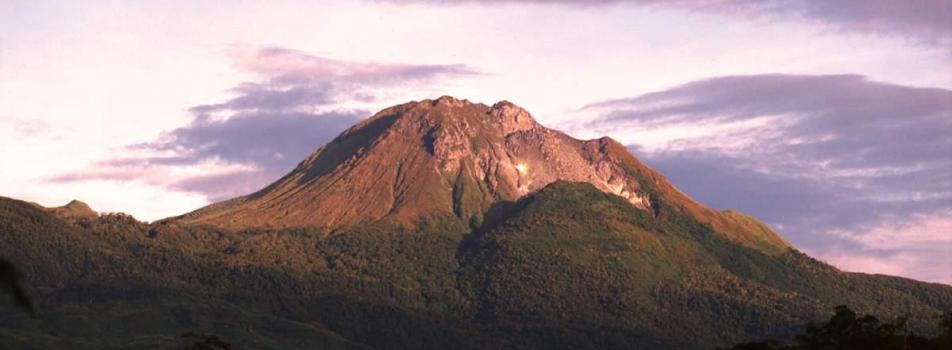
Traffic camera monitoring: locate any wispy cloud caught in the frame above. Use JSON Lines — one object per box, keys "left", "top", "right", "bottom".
{"left": 50, "top": 46, "right": 481, "bottom": 202}
{"left": 826, "top": 213, "right": 952, "bottom": 284}
{"left": 192, "top": 46, "right": 481, "bottom": 115}
{"left": 579, "top": 74, "right": 952, "bottom": 283}
{"left": 383, "top": 0, "right": 952, "bottom": 47}
{"left": 232, "top": 47, "right": 480, "bottom": 85}
{"left": 0, "top": 117, "right": 55, "bottom": 138}
{"left": 137, "top": 111, "right": 364, "bottom": 181}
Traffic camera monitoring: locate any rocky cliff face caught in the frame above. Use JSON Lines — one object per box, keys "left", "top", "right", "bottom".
{"left": 175, "top": 96, "right": 789, "bottom": 252}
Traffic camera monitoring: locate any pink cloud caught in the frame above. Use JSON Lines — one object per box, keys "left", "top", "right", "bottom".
{"left": 171, "top": 168, "right": 281, "bottom": 202}
{"left": 229, "top": 46, "right": 480, "bottom": 84}
{"left": 47, "top": 157, "right": 270, "bottom": 202}
{"left": 834, "top": 213, "right": 952, "bottom": 251}
{"left": 822, "top": 251, "right": 913, "bottom": 277}
{"left": 820, "top": 213, "right": 952, "bottom": 285}
{"left": 48, "top": 159, "right": 161, "bottom": 183}
{"left": 383, "top": 1, "right": 952, "bottom": 47}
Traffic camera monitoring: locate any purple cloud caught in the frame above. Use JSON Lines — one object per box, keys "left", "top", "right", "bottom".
{"left": 171, "top": 169, "right": 284, "bottom": 202}
{"left": 51, "top": 47, "right": 481, "bottom": 201}
{"left": 583, "top": 74, "right": 951, "bottom": 283}
{"left": 589, "top": 74, "right": 952, "bottom": 188}
{"left": 189, "top": 47, "right": 480, "bottom": 116}
{"left": 140, "top": 111, "right": 364, "bottom": 176}
{"left": 232, "top": 47, "right": 480, "bottom": 83}
{"left": 383, "top": 0, "right": 952, "bottom": 46}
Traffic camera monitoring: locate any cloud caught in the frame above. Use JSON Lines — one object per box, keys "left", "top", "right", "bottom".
{"left": 171, "top": 168, "right": 282, "bottom": 202}
{"left": 140, "top": 111, "right": 364, "bottom": 176}
{"left": 635, "top": 151, "right": 865, "bottom": 243}
{"left": 382, "top": 0, "right": 952, "bottom": 46}
{"left": 0, "top": 117, "right": 54, "bottom": 138}
{"left": 48, "top": 158, "right": 264, "bottom": 202}
{"left": 654, "top": 1, "right": 951, "bottom": 46}
{"left": 50, "top": 46, "right": 481, "bottom": 201}
{"left": 824, "top": 213, "right": 952, "bottom": 284}
{"left": 833, "top": 212, "right": 952, "bottom": 252}
{"left": 189, "top": 46, "right": 481, "bottom": 115}
{"left": 821, "top": 250, "right": 914, "bottom": 278}
{"left": 232, "top": 47, "right": 480, "bottom": 84}
{"left": 588, "top": 75, "right": 952, "bottom": 196}
{"left": 579, "top": 74, "right": 951, "bottom": 283}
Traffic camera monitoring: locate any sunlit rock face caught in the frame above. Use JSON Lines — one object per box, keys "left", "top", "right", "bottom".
{"left": 176, "top": 96, "right": 653, "bottom": 231}
{"left": 425, "top": 97, "right": 651, "bottom": 210}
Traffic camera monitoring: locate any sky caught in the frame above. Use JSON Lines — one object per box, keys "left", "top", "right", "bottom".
{"left": 1, "top": 0, "right": 949, "bottom": 284}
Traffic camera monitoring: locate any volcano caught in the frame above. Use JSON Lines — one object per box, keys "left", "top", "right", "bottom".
{"left": 176, "top": 96, "right": 789, "bottom": 252}
{"left": 1, "top": 97, "right": 950, "bottom": 350}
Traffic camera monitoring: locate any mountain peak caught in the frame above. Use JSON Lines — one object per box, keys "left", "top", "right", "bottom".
{"left": 64, "top": 199, "right": 91, "bottom": 210}
{"left": 46, "top": 199, "right": 98, "bottom": 219}
{"left": 432, "top": 95, "right": 472, "bottom": 108}
{"left": 380, "top": 96, "right": 538, "bottom": 135}
{"left": 489, "top": 100, "right": 538, "bottom": 133}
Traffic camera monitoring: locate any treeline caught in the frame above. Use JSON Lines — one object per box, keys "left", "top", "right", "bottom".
{"left": 722, "top": 305, "right": 952, "bottom": 350}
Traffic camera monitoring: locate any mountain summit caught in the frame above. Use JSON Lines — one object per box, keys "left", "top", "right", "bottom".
{"left": 177, "top": 96, "right": 788, "bottom": 251}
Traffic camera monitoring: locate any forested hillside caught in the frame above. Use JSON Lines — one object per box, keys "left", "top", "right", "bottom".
{"left": 2, "top": 186, "right": 950, "bottom": 349}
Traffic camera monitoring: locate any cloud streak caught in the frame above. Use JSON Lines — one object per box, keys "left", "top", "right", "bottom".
{"left": 50, "top": 47, "right": 481, "bottom": 201}
{"left": 580, "top": 74, "right": 952, "bottom": 283}
{"left": 826, "top": 213, "right": 952, "bottom": 284}
{"left": 383, "top": 0, "right": 952, "bottom": 46}
{"left": 139, "top": 111, "right": 364, "bottom": 177}
{"left": 193, "top": 47, "right": 481, "bottom": 115}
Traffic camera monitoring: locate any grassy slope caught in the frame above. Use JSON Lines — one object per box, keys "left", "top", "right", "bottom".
{"left": 1, "top": 188, "right": 950, "bottom": 349}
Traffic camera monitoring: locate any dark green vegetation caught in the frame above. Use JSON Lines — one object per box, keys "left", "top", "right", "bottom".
{"left": 0, "top": 258, "right": 34, "bottom": 316}
{"left": 180, "top": 333, "right": 231, "bottom": 350}
{"left": 1, "top": 183, "right": 951, "bottom": 349}
{"left": 721, "top": 306, "right": 952, "bottom": 350}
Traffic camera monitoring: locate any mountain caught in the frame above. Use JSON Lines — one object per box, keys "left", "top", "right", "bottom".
{"left": 175, "top": 96, "right": 788, "bottom": 252}
{"left": 1, "top": 97, "right": 950, "bottom": 349}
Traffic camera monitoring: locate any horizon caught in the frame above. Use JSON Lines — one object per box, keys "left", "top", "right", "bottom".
{"left": 2, "top": 0, "right": 950, "bottom": 286}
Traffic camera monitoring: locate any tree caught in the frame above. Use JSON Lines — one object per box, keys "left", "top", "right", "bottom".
{"left": 795, "top": 305, "right": 906, "bottom": 349}
{"left": 721, "top": 305, "right": 952, "bottom": 350}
